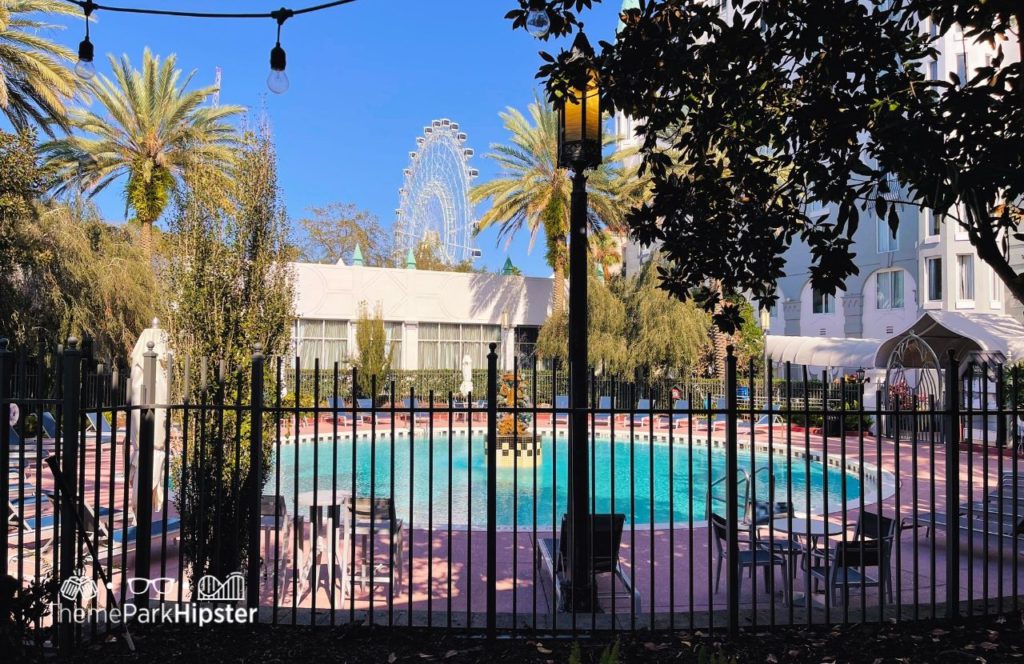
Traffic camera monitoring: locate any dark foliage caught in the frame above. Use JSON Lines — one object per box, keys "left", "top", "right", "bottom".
{"left": 508, "top": 1, "right": 1023, "bottom": 331}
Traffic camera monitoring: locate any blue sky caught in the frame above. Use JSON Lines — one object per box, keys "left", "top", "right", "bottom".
{"left": 29, "top": 0, "right": 625, "bottom": 276}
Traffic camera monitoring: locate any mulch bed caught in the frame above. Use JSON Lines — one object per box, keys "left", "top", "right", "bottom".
{"left": 55, "top": 611, "right": 1024, "bottom": 663}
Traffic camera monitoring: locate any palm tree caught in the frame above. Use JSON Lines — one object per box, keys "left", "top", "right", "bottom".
{"left": 590, "top": 229, "right": 622, "bottom": 281}
{"left": 470, "top": 96, "right": 640, "bottom": 314}
{"left": 0, "top": 0, "right": 83, "bottom": 132}
{"left": 41, "top": 49, "right": 243, "bottom": 259}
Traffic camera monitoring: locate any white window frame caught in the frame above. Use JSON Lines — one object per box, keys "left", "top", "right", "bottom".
{"left": 875, "top": 269, "right": 905, "bottom": 310}
{"left": 811, "top": 289, "right": 835, "bottom": 315}
{"left": 876, "top": 215, "right": 899, "bottom": 253}
{"left": 924, "top": 256, "right": 943, "bottom": 307}
{"left": 297, "top": 318, "right": 350, "bottom": 371}
{"left": 921, "top": 207, "right": 940, "bottom": 243}
{"left": 956, "top": 254, "right": 975, "bottom": 308}
{"left": 989, "top": 265, "right": 1003, "bottom": 309}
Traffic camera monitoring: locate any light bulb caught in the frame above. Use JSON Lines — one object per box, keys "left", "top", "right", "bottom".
{"left": 526, "top": 9, "right": 550, "bottom": 38}
{"left": 267, "top": 69, "right": 289, "bottom": 94}
{"left": 75, "top": 58, "right": 96, "bottom": 80}
{"left": 268, "top": 43, "right": 289, "bottom": 94}
{"left": 76, "top": 38, "right": 95, "bottom": 80}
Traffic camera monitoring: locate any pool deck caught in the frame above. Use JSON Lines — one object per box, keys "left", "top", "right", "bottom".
{"left": 7, "top": 413, "right": 1022, "bottom": 628}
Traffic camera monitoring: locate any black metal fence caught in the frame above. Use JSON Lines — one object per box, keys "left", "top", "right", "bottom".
{"left": 2, "top": 338, "right": 1022, "bottom": 654}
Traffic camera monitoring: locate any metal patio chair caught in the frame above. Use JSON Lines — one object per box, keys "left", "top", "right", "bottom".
{"left": 809, "top": 538, "right": 893, "bottom": 608}
{"left": 710, "top": 512, "right": 789, "bottom": 603}
{"left": 535, "top": 513, "right": 642, "bottom": 613}
{"left": 339, "top": 497, "right": 405, "bottom": 600}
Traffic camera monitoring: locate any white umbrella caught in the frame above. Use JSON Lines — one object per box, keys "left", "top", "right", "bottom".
{"left": 129, "top": 319, "right": 170, "bottom": 518}
{"left": 459, "top": 354, "right": 473, "bottom": 397}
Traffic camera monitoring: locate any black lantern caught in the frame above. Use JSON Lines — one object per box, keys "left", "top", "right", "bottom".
{"left": 557, "top": 31, "right": 602, "bottom": 170}
{"left": 856, "top": 367, "right": 866, "bottom": 384}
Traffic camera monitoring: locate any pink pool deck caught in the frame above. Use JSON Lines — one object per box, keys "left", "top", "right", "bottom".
{"left": 7, "top": 416, "right": 1022, "bottom": 629}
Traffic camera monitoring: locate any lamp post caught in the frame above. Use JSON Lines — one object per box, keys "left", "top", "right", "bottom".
{"left": 556, "top": 30, "right": 602, "bottom": 611}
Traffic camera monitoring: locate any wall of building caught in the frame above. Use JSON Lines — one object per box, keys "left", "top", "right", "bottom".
{"left": 291, "top": 262, "right": 553, "bottom": 370}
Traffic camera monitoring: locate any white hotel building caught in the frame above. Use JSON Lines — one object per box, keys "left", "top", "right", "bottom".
{"left": 290, "top": 261, "right": 554, "bottom": 372}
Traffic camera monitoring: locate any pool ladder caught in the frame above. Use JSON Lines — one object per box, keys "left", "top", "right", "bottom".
{"left": 707, "top": 467, "right": 793, "bottom": 526}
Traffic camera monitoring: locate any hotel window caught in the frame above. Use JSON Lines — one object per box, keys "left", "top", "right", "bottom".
{"left": 384, "top": 322, "right": 403, "bottom": 369}
{"left": 925, "top": 257, "right": 943, "bottom": 302}
{"left": 812, "top": 289, "right": 834, "bottom": 314}
{"left": 990, "top": 267, "right": 1003, "bottom": 307}
{"left": 922, "top": 207, "right": 940, "bottom": 240}
{"left": 956, "top": 254, "right": 975, "bottom": 302}
{"left": 956, "top": 52, "right": 968, "bottom": 84}
{"left": 877, "top": 216, "right": 898, "bottom": 253}
{"left": 876, "top": 270, "right": 905, "bottom": 310}
{"left": 297, "top": 319, "right": 348, "bottom": 370}
{"left": 418, "top": 323, "right": 501, "bottom": 370}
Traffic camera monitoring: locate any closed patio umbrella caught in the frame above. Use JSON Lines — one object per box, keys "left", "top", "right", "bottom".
{"left": 128, "top": 319, "right": 171, "bottom": 519}
{"left": 459, "top": 354, "right": 473, "bottom": 397}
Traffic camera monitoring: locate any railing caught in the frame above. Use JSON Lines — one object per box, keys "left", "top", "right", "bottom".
{"left": 2, "top": 339, "right": 1022, "bottom": 654}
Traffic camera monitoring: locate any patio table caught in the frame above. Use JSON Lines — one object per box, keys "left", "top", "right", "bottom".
{"left": 769, "top": 516, "right": 846, "bottom": 607}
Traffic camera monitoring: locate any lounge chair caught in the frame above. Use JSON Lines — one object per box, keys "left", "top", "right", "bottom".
{"left": 325, "top": 397, "right": 350, "bottom": 424}
{"left": 355, "top": 398, "right": 391, "bottom": 426}
{"left": 41, "top": 412, "right": 58, "bottom": 439}
{"left": 708, "top": 397, "right": 728, "bottom": 430}
{"left": 593, "top": 396, "right": 614, "bottom": 427}
{"left": 401, "top": 398, "right": 431, "bottom": 425}
{"left": 553, "top": 395, "right": 569, "bottom": 427}
{"left": 661, "top": 399, "right": 690, "bottom": 429}
{"left": 627, "top": 399, "right": 654, "bottom": 428}
{"left": 44, "top": 458, "right": 173, "bottom": 567}
{"left": 736, "top": 406, "right": 786, "bottom": 434}
{"left": 535, "top": 513, "right": 641, "bottom": 612}
{"left": 84, "top": 412, "right": 115, "bottom": 443}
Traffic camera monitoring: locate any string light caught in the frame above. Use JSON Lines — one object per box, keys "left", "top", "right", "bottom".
{"left": 60, "top": 0, "right": 360, "bottom": 91}
{"left": 75, "top": 1, "right": 97, "bottom": 80}
{"left": 268, "top": 9, "right": 293, "bottom": 95}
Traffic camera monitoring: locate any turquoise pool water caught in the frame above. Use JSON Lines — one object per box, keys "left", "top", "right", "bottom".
{"left": 271, "top": 433, "right": 861, "bottom": 528}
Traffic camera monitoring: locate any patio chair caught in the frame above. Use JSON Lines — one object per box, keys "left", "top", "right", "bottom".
{"left": 710, "top": 513, "right": 789, "bottom": 603}
{"left": 593, "top": 396, "right": 614, "bottom": 427}
{"left": 260, "top": 495, "right": 293, "bottom": 596}
{"left": 340, "top": 497, "right": 405, "bottom": 600}
{"left": 553, "top": 395, "right": 569, "bottom": 427}
{"left": 84, "top": 412, "right": 115, "bottom": 443}
{"left": 535, "top": 513, "right": 641, "bottom": 612}
{"left": 809, "top": 510, "right": 896, "bottom": 598}
{"left": 355, "top": 398, "right": 392, "bottom": 426}
{"left": 809, "top": 539, "right": 893, "bottom": 608}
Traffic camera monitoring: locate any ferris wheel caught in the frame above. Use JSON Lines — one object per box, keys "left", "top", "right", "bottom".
{"left": 395, "top": 119, "right": 480, "bottom": 265}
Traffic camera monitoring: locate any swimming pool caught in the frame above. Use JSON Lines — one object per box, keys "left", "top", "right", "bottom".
{"left": 271, "top": 433, "right": 862, "bottom": 528}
